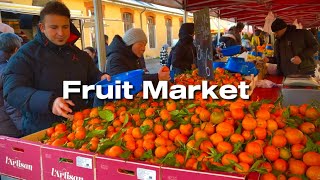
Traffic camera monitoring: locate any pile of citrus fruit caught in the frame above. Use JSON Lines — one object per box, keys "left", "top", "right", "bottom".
{"left": 42, "top": 70, "right": 319, "bottom": 180}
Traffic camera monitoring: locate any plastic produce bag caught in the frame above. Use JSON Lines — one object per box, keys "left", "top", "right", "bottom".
{"left": 256, "top": 79, "right": 277, "bottom": 88}
{"left": 266, "top": 63, "right": 277, "bottom": 75}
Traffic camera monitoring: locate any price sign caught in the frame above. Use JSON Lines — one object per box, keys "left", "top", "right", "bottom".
{"left": 194, "top": 8, "right": 214, "bottom": 79}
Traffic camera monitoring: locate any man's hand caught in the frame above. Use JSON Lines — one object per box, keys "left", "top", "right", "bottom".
{"left": 290, "top": 56, "right": 302, "bottom": 65}
{"left": 158, "top": 67, "right": 170, "bottom": 81}
{"left": 52, "top": 97, "right": 74, "bottom": 119}
{"left": 101, "top": 74, "right": 111, "bottom": 81}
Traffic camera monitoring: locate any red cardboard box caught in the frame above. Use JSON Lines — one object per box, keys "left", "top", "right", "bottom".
{"left": 0, "top": 136, "right": 42, "bottom": 180}
{"left": 41, "top": 145, "right": 95, "bottom": 180}
{"left": 161, "top": 166, "right": 260, "bottom": 180}
{"left": 96, "top": 155, "right": 161, "bottom": 180}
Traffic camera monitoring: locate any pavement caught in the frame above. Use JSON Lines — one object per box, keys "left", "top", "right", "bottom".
{"left": 145, "top": 58, "right": 162, "bottom": 74}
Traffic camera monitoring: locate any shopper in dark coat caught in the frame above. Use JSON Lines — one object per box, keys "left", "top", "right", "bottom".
{"left": 171, "top": 23, "right": 196, "bottom": 75}
{"left": 106, "top": 28, "right": 170, "bottom": 85}
{"left": 0, "top": 33, "right": 23, "bottom": 137}
{"left": 2, "top": 1, "right": 109, "bottom": 135}
{"left": 271, "top": 18, "right": 319, "bottom": 76}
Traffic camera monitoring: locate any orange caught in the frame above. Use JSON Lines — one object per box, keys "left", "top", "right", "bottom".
{"left": 285, "top": 128, "right": 304, "bottom": 145}
{"left": 159, "top": 109, "right": 171, "bottom": 121}
{"left": 254, "top": 127, "right": 267, "bottom": 140}
{"left": 46, "top": 127, "right": 55, "bottom": 137}
{"left": 106, "top": 146, "right": 124, "bottom": 158}
{"left": 271, "top": 135, "right": 287, "bottom": 148}
{"left": 216, "top": 141, "right": 233, "bottom": 154}
{"left": 145, "top": 108, "right": 155, "bottom": 118}
{"left": 216, "top": 122, "right": 234, "bottom": 138}
{"left": 200, "top": 122, "right": 215, "bottom": 135}
{"left": 288, "top": 159, "right": 307, "bottom": 175}
{"left": 231, "top": 108, "right": 245, "bottom": 120}
{"left": 75, "top": 127, "right": 86, "bottom": 140}
{"left": 165, "top": 121, "right": 175, "bottom": 130}
{"left": 306, "top": 166, "right": 320, "bottom": 180}
{"left": 155, "top": 136, "right": 167, "bottom": 147}
{"left": 242, "top": 117, "right": 257, "bottom": 131}
{"left": 166, "top": 100, "right": 177, "bottom": 112}
{"left": 305, "top": 107, "right": 319, "bottom": 120}
{"left": 142, "top": 139, "right": 155, "bottom": 150}
{"left": 260, "top": 173, "right": 276, "bottom": 180}
{"left": 54, "top": 123, "right": 67, "bottom": 132}
{"left": 230, "top": 134, "right": 244, "bottom": 144}
{"left": 51, "top": 138, "right": 66, "bottom": 146}
{"left": 267, "top": 119, "right": 278, "bottom": 132}
{"left": 199, "top": 140, "right": 214, "bottom": 153}
{"left": 175, "top": 154, "right": 185, "bottom": 165}
{"left": 134, "top": 147, "right": 145, "bottom": 159}
{"left": 245, "top": 142, "right": 263, "bottom": 158}
{"left": 160, "top": 130, "right": 169, "bottom": 139}
{"left": 256, "top": 109, "right": 270, "bottom": 120}
{"left": 289, "top": 105, "right": 299, "bottom": 116}
{"left": 238, "top": 152, "right": 254, "bottom": 165}
{"left": 279, "top": 147, "right": 291, "bottom": 160}
{"left": 155, "top": 146, "right": 168, "bottom": 158}
{"left": 174, "top": 134, "right": 188, "bottom": 146}
{"left": 303, "top": 152, "right": 320, "bottom": 166}
{"left": 82, "top": 109, "right": 91, "bottom": 118}
{"left": 195, "top": 130, "right": 208, "bottom": 141}
{"left": 264, "top": 145, "right": 279, "bottom": 161}
{"left": 221, "top": 153, "right": 238, "bottom": 166}
{"left": 273, "top": 159, "right": 288, "bottom": 172}
{"left": 180, "top": 124, "right": 193, "bottom": 136}
{"left": 132, "top": 127, "right": 143, "bottom": 139}
{"left": 234, "top": 162, "right": 250, "bottom": 174}
{"left": 169, "top": 129, "right": 181, "bottom": 141}
{"left": 199, "top": 109, "right": 211, "bottom": 122}
{"left": 299, "top": 122, "right": 316, "bottom": 134}
{"left": 151, "top": 123, "right": 163, "bottom": 135}
{"left": 256, "top": 118, "right": 267, "bottom": 128}
{"left": 242, "top": 130, "right": 253, "bottom": 141}
{"left": 67, "top": 132, "right": 75, "bottom": 142}
{"left": 185, "top": 158, "right": 197, "bottom": 169}
{"left": 143, "top": 132, "right": 156, "bottom": 141}
{"left": 299, "top": 104, "right": 308, "bottom": 115}
{"left": 260, "top": 162, "right": 272, "bottom": 173}
{"left": 186, "top": 140, "right": 196, "bottom": 149}
{"left": 74, "top": 111, "right": 85, "bottom": 121}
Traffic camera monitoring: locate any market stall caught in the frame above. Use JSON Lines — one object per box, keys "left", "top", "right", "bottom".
{"left": 1, "top": 1, "right": 320, "bottom": 180}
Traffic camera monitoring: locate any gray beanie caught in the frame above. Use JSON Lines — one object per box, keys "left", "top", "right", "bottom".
{"left": 122, "top": 28, "right": 148, "bottom": 46}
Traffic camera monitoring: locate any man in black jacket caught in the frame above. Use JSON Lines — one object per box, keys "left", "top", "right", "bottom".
{"left": 3, "top": 1, "right": 109, "bottom": 135}
{"left": 106, "top": 28, "right": 170, "bottom": 85}
{"left": 171, "top": 23, "right": 197, "bottom": 75}
{"left": 271, "top": 18, "right": 318, "bottom": 76}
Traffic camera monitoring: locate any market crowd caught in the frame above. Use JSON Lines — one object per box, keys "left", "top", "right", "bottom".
{"left": 0, "top": 1, "right": 319, "bottom": 137}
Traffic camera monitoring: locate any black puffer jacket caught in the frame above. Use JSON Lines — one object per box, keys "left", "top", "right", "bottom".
{"left": 3, "top": 23, "right": 102, "bottom": 135}
{"left": 106, "top": 35, "right": 158, "bottom": 84}
{"left": 0, "top": 51, "right": 22, "bottom": 137}
{"left": 172, "top": 23, "right": 197, "bottom": 71}
{"left": 275, "top": 25, "right": 318, "bottom": 76}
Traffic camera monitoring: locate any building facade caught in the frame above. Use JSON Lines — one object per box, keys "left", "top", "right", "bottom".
{"left": 0, "top": 0, "right": 193, "bottom": 58}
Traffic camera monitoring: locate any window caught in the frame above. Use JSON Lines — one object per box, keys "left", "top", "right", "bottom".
{"left": 165, "top": 18, "right": 172, "bottom": 46}
{"left": 147, "top": 16, "right": 156, "bottom": 48}
{"left": 123, "top": 12, "right": 133, "bottom": 32}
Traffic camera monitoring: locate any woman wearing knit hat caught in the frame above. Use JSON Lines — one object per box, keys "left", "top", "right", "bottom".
{"left": 267, "top": 18, "right": 318, "bottom": 76}
{"left": 171, "top": 23, "right": 197, "bottom": 75}
{"left": 106, "top": 28, "right": 170, "bottom": 85}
